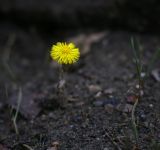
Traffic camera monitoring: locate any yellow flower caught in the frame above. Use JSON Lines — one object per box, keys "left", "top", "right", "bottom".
{"left": 50, "top": 42, "right": 80, "bottom": 64}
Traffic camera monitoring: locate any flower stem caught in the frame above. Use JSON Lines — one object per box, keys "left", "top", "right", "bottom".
{"left": 57, "top": 65, "right": 66, "bottom": 107}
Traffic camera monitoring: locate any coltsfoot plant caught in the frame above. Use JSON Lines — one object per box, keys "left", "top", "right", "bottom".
{"left": 50, "top": 42, "right": 80, "bottom": 107}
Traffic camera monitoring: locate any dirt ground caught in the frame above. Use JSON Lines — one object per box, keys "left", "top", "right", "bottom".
{"left": 0, "top": 23, "right": 160, "bottom": 150}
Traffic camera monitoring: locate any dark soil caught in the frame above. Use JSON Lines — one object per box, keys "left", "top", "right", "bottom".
{"left": 0, "top": 24, "right": 160, "bottom": 150}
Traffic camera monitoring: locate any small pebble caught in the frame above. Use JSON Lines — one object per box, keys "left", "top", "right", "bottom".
{"left": 141, "top": 72, "right": 146, "bottom": 78}
{"left": 48, "top": 112, "right": 54, "bottom": 118}
{"left": 151, "top": 69, "right": 160, "bottom": 82}
{"left": 104, "top": 88, "right": 115, "bottom": 94}
{"left": 88, "top": 85, "right": 102, "bottom": 93}
{"left": 94, "top": 91, "right": 102, "bottom": 98}
{"left": 149, "top": 104, "right": 153, "bottom": 108}
{"left": 70, "top": 125, "right": 74, "bottom": 128}
{"left": 136, "top": 84, "right": 140, "bottom": 89}
{"left": 47, "top": 147, "right": 56, "bottom": 150}
{"left": 103, "top": 98, "right": 120, "bottom": 106}
{"left": 96, "top": 137, "right": 100, "bottom": 141}
{"left": 93, "top": 97, "right": 120, "bottom": 107}
{"left": 93, "top": 100, "right": 103, "bottom": 107}
{"left": 47, "top": 141, "right": 60, "bottom": 150}
{"left": 52, "top": 141, "right": 59, "bottom": 147}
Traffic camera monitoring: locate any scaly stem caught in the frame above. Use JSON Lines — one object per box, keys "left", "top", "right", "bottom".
{"left": 57, "top": 65, "right": 66, "bottom": 107}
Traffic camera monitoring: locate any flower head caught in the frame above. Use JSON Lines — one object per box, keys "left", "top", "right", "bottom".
{"left": 50, "top": 42, "right": 80, "bottom": 64}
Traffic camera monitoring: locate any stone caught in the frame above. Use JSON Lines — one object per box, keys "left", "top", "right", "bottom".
{"left": 94, "top": 91, "right": 102, "bottom": 98}
{"left": 88, "top": 85, "right": 102, "bottom": 93}
{"left": 47, "top": 141, "right": 60, "bottom": 150}
{"left": 47, "top": 148, "right": 57, "bottom": 150}
{"left": 93, "top": 100, "right": 103, "bottom": 107}
{"left": 94, "top": 98, "right": 120, "bottom": 109}
{"left": 149, "top": 104, "right": 154, "bottom": 108}
{"left": 151, "top": 69, "right": 160, "bottom": 82}
{"left": 104, "top": 88, "right": 116, "bottom": 94}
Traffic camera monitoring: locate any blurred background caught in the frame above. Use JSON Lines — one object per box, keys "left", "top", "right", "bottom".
{"left": 0, "top": 0, "right": 160, "bottom": 58}
{"left": 1, "top": 0, "right": 160, "bottom": 31}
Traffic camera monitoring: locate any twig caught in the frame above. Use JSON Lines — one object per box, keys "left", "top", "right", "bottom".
{"left": 12, "top": 87, "right": 22, "bottom": 134}
{"left": 23, "top": 144, "right": 34, "bottom": 150}
{"left": 105, "top": 131, "right": 122, "bottom": 150}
